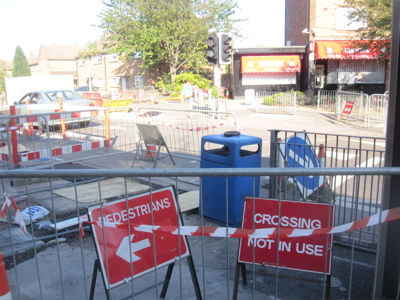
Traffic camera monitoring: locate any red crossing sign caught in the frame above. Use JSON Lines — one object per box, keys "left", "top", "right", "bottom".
{"left": 88, "top": 186, "right": 189, "bottom": 288}
{"left": 238, "top": 198, "right": 334, "bottom": 274}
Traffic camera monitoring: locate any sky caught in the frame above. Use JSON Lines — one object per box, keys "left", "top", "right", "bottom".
{"left": 0, "top": 0, "right": 285, "bottom": 61}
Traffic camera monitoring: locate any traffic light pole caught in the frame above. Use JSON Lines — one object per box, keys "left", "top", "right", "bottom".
{"left": 214, "top": 65, "right": 221, "bottom": 88}
{"left": 206, "top": 32, "right": 232, "bottom": 97}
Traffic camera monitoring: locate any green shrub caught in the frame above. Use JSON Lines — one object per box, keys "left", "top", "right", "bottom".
{"left": 295, "top": 91, "right": 306, "bottom": 105}
{"left": 263, "top": 93, "right": 287, "bottom": 105}
{"left": 157, "top": 72, "right": 214, "bottom": 97}
{"left": 263, "top": 91, "right": 314, "bottom": 106}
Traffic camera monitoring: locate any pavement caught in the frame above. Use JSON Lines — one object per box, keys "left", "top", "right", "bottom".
{"left": 1, "top": 100, "right": 384, "bottom": 299}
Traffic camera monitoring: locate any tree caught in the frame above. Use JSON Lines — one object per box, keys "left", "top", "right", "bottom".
{"left": 343, "top": 0, "right": 392, "bottom": 60}
{"left": 12, "top": 46, "right": 31, "bottom": 77}
{"left": 99, "top": 0, "right": 242, "bottom": 83}
{"left": 78, "top": 41, "right": 100, "bottom": 91}
{"left": 0, "top": 60, "right": 8, "bottom": 93}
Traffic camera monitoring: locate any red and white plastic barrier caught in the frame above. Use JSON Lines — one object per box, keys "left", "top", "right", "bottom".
{"left": 80, "top": 206, "right": 400, "bottom": 239}
{"left": 0, "top": 193, "right": 26, "bottom": 234}
{"left": 1, "top": 106, "right": 103, "bottom": 163}
{"left": 16, "top": 111, "right": 98, "bottom": 124}
{"left": 17, "top": 140, "right": 104, "bottom": 162}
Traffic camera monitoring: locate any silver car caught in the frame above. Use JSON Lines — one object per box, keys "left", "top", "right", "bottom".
{"left": 14, "top": 90, "right": 94, "bottom": 129}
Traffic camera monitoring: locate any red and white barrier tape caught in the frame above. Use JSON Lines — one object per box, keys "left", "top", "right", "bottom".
{"left": 141, "top": 113, "right": 237, "bottom": 132}
{"left": 163, "top": 122, "right": 226, "bottom": 132}
{"left": 79, "top": 206, "right": 400, "bottom": 239}
{"left": 142, "top": 118, "right": 229, "bottom": 132}
{"left": 1, "top": 193, "right": 27, "bottom": 234}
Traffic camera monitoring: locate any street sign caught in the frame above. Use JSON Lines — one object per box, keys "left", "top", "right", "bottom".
{"left": 88, "top": 186, "right": 189, "bottom": 289}
{"left": 238, "top": 197, "right": 334, "bottom": 274}
{"left": 342, "top": 102, "right": 354, "bottom": 115}
{"left": 279, "top": 132, "right": 325, "bottom": 198}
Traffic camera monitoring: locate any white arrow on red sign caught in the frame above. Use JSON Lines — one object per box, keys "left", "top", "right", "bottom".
{"left": 116, "top": 234, "right": 151, "bottom": 263}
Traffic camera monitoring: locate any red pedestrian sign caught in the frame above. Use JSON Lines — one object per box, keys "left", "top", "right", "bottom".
{"left": 88, "top": 186, "right": 189, "bottom": 288}
{"left": 342, "top": 101, "right": 354, "bottom": 115}
{"left": 238, "top": 198, "right": 334, "bottom": 274}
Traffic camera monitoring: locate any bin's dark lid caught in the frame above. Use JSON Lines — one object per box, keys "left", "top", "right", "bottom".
{"left": 224, "top": 131, "right": 240, "bottom": 137}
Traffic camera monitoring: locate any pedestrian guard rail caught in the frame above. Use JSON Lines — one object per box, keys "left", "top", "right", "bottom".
{"left": 254, "top": 91, "right": 297, "bottom": 115}
{"left": 0, "top": 167, "right": 398, "bottom": 300}
{"left": 317, "top": 90, "right": 389, "bottom": 128}
{"left": 243, "top": 90, "right": 297, "bottom": 115}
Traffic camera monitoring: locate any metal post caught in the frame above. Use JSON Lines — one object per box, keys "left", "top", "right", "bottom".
{"left": 269, "top": 130, "right": 279, "bottom": 199}
{"left": 104, "top": 100, "right": 111, "bottom": 149}
{"left": 375, "top": 0, "right": 400, "bottom": 298}
{"left": 9, "top": 106, "right": 19, "bottom": 168}
{"left": 58, "top": 97, "right": 67, "bottom": 140}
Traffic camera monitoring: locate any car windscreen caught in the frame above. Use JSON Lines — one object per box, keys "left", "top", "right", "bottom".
{"left": 18, "top": 94, "right": 32, "bottom": 104}
{"left": 45, "top": 91, "right": 83, "bottom": 101}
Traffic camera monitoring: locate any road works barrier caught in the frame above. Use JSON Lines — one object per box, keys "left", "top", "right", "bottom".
{"left": 0, "top": 106, "right": 238, "bottom": 169}
{"left": 0, "top": 167, "right": 399, "bottom": 300}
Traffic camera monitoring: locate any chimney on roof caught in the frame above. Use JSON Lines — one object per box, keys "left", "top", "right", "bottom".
{"left": 30, "top": 51, "right": 34, "bottom": 57}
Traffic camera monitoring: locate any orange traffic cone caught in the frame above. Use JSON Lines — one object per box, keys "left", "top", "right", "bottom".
{"left": 22, "top": 128, "right": 34, "bottom": 137}
{"left": 317, "top": 144, "right": 334, "bottom": 203}
{"left": 318, "top": 144, "right": 326, "bottom": 167}
{"left": 0, "top": 252, "right": 12, "bottom": 300}
{"left": 144, "top": 144, "right": 157, "bottom": 160}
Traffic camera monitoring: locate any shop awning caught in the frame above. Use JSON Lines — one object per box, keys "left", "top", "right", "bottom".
{"left": 241, "top": 55, "right": 301, "bottom": 73}
{"left": 315, "top": 40, "right": 382, "bottom": 59}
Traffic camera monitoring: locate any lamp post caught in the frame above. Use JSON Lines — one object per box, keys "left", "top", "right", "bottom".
{"left": 303, "top": 28, "right": 316, "bottom": 95}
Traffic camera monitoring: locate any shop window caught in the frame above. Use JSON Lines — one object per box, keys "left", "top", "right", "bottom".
{"left": 327, "top": 59, "right": 385, "bottom": 84}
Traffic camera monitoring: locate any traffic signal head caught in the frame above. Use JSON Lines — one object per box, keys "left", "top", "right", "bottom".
{"left": 206, "top": 33, "right": 219, "bottom": 65}
{"left": 219, "top": 33, "right": 232, "bottom": 65}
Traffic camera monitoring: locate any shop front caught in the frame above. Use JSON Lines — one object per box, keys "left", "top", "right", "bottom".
{"left": 232, "top": 47, "right": 306, "bottom": 98}
{"left": 314, "top": 40, "right": 388, "bottom": 94}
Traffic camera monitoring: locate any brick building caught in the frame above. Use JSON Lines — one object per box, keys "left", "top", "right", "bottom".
{"left": 285, "top": 0, "right": 388, "bottom": 94}
{"left": 76, "top": 39, "right": 160, "bottom": 96}
{"left": 24, "top": 41, "right": 159, "bottom": 96}
{"left": 28, "top": 45, "right": 84, "bottom": 86}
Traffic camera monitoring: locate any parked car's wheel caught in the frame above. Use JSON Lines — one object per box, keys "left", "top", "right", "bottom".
{"left": 40, "top": 122, "right": 56, "bottom": 132}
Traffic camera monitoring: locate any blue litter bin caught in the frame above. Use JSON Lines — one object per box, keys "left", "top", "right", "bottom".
{"left": 200, "top": 131, "right": 262, "bottom": 226}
